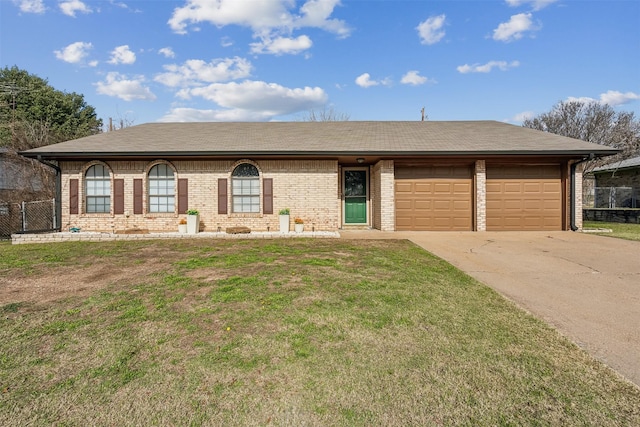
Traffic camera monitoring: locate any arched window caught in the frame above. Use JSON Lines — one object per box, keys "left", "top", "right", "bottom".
{"left": 148, "top": 164, "right": 175, "bottom": 213}
{"left": 85, "top": 164, "right": 110, "bottom": 213}
{"left": 232, "top": 163, "right": 260, "bottom": 213}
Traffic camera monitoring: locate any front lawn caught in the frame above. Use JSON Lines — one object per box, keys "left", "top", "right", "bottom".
{"left": 0, "top": 239, "right": 638, "bottom": 426}
{"left": 583, "top": 221, "right": 640, "bottom": 241}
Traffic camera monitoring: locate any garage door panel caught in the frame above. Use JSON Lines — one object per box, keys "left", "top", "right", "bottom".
{"left": 395, "top": 182, "right": 413, "bottom": 193}
{"left": 414, "top": 217, "right": 433, "bottom": 227}
{"left": 453, "top": 200, "right": 471, "bottom": 210}
{"left": 453, "top": 183, "right": 471, "bottom": 193}
{"left": 433, "top": 200, "right": 454, "bottom": 210}
{"left": 395, "top": 166, "right": 473, "bottom": 231}
{"left": 487, "top": 165, "right": 562, "bottom": 231}
{"left": 523, "top": 182, "right": 543, "bottom": 193}
{"left": 413, "top": 183, "right": 432, "bottom": 193}
{"left": 433, "top": 183, "right": 454, "bottom": 193}
{"left": 414, "top": 200, "right": 432, "bottom": 210}
{"left": 503, "top": 183, "right": 523, "bottom": 193}
{"left": 543, "top": 182, "right": 561, "bottom": 192}
{"left": 396, "top": 199, "right": 413, "bottom": 209}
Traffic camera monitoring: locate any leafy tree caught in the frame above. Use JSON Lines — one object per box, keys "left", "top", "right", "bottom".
{"left": 0, "top": 66, "right": 102, "bottom": 150}
{"left": 523, "top": 100, "right": 640, "bottom": 172}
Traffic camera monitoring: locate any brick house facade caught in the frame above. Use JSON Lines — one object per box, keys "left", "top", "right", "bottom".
{"left": 21, "top": 121, "right": 617, "bottom": 233}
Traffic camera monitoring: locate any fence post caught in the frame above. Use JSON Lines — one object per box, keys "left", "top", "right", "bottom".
{"left": 21, "top": 201, "right": 26, "bottom": 232}
{"left": 51, "top": 199, "right": 57, "bottom": 230}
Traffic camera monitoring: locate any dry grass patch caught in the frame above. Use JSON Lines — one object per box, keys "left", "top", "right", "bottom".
{"left": 0, "top": 238, "right": 638, "bottom": 426}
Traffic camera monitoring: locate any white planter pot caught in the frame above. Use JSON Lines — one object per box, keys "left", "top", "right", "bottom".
{"left": 279, "top": 214, "right": 290, "bottom": 233}
{"left": 187, "top": 214, "right": 199, "bottom": 234}
{"left": 178, "top": 224, "right": 187, "bottom": 233}
{"left": 294, "top": 224, "right": 304, "bottom": 233}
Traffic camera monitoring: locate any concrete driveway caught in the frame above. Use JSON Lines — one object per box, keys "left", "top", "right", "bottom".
{"left": 340, "top": 230, "right": 640, "bottom": 387}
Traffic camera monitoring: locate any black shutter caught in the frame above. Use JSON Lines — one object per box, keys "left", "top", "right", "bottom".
{"left": 133, "top": 179, "right": 143, "bottom": 214}
{"left": 114, "top": 179, "right": 124, "bottom": 214}
{"left": 263, "top": 178, "right": 273, "bottom": 214}
{"left": 69, "top": 179, "right": 78, "bottom": 214}
{"left": 218, "top": 178, "right": 228, "bottom": 214}
{"left": 178, "top": 178, "right": 188, "bottom": 214}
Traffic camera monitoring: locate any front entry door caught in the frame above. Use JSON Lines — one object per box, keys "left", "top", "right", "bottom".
{"left": 344, "top": 169, "right": 367, "bottom": 224}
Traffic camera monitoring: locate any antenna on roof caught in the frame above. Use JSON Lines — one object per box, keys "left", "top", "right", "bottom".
{"left": 421, "top": 107, "right": 428, "bottom": 122}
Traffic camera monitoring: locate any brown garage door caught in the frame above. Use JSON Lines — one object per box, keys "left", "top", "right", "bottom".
{"left": 486, "top": 165, "right": 562, "bottom": 231}
{"left": 395, "top": 166, "right": 473, "bottom": 231}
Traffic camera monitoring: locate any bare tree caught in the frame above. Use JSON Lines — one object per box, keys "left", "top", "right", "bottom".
{"left": 301, "top": 106, "right": 350, "bottom": 122}
{"left": 523, "top": 100, "right": 640, "bottom": 172}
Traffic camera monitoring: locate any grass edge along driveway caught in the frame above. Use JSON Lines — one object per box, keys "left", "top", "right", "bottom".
{"left": 1, "top": 238, "right": 638, "bottom": 426}
{"left": 583, "top": 220, "right": 640, "bottom": 241}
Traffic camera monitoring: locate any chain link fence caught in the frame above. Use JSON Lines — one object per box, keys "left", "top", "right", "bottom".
{"left": 588, "top": 187, "right": 639, "bottom": 209}
{"left": 0, "top": 199, "right": 57, "bottom": 240}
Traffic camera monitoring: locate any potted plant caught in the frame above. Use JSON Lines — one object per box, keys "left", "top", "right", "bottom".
{"left": 186, "top": 209, "right": 199, "bottom": 234}
{"left": 278, "top": 208, "right": 290, "bottom": 233}
{"left": 178, "top": 218, "right": 187, "bottom": 233}
{"left": 294, "top": 217, "right": 304, "bottom": 233}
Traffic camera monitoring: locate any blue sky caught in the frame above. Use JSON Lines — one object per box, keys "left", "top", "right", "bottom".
{"left": 1, "top": 0, "right": 639, "bottom": 127}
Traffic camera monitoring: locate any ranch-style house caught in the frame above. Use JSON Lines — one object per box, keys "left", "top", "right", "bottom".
{"left": 20, "top": 121, "right": 618, "bottom": 233}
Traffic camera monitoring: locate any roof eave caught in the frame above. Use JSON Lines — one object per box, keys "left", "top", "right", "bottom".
{"left": 20, "top": 148, "right": 621, "bottom": 160}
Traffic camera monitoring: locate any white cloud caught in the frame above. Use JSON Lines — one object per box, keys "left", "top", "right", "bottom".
{"left": 512, "top": 111, "right": 535, "bottom": 123}
{"left": 108, "top": 45, "right": 136, "bottom": 65}
{"left": 457, "top": 60, "right": 520, "bottom": 73}
{"left": 12, "top": 0, "right": 45, "bottom": 13}
{"left": 59, "top": 0, "right": 91, "bottom": 17}
{"left": 505, "top": 0, "right": 558, "bottom": 11}
{"left": 250, "top": 35, "right": 313, "bottom": 55}
{"left": 400, "top": 70, "right": 430, "bottom": 86}
{"left": 183, "top": 80, "right": 327, "bottom": 115}
{"left": 159, "top": 47, "right": 175, "bottom": 58}
{"left": 492, "top": 13, "right": 538, "bottom": 42}
{"left": 568, "top": 91, "right": 640, "bottom": 107}
{"left": 164, "top": 80, "right": 327, "bottom": 121}
{"left": 296, "top": 0, "right": 351, "bottom": 38}
{"left": 168, "top": 0, "right": 350, "bottom": 55}
{"left": 416, "top": 14, "right": 446, "bottom": 45}
{"left": 169, "top": 0, "right": 350, "bottom": 34}
{"left": 54, "top": 41, "right": 93, "bottom": 64}
{"left": 566, "top": 96, "right": 597, "bottom": 104}
{"left": 355, "top": 73, "right": 391, "bottom": 88}
{"left": 95, "top": 72, "right": 156, "bottom": 101}
{"left": 599, "top": 90, "right": 640, "bottom": 106}
{"left": 158, "top": 107, "right": 274, "bottom": 122}
{"left": 154, "top": 57, "right": 252, "bottom": 87}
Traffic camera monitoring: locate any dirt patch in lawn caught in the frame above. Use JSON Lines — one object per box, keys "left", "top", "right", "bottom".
{"left": 0, "top": 244, "right": 173, "bottom": 306}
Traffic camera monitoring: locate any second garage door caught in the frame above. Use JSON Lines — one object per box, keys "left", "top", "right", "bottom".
{"left": 395, "top": 166, "right": 473, "bottom": 231}
{"left": 486, "top": 165, "right": 563, "bottom": 231}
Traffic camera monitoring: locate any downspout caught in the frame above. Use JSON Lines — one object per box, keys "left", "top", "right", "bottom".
{"left": 36, "top": 156, "right": 62, "bottom": 232}
{"left": 570, "top": 153, "right": 595, "bottom": 231}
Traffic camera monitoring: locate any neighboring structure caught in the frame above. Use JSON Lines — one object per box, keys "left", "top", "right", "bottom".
{"left": 19, "top": 121, "right": 618, "bottom": 233}
{"left": 1, "top": 147, "right": 55, "bottom": 238}
{"left": 589, "top": 156, "right": 640, "bottom": 209}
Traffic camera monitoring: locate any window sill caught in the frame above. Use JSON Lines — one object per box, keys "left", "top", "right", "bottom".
{"left": 229, "top": 213, "right": 263, "bottom": 218}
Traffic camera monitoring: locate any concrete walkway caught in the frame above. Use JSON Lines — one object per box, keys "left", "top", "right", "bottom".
{"left": 340, "top": 230, "right": 640, "bottom": 387}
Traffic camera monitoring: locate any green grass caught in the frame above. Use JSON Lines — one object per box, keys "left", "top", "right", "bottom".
{"left": 0, "top": 239, "right": 638, "bottom": 426}
{"left": 583, "top": 221, "right": 640, "bottom": 241}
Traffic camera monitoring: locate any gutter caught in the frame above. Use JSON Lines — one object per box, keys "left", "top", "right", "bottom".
{"left": 19, "top": 149, "right": 621, "bottom": 160}
{"left": 570, "top": 154, "right": 595, "bottom": 231}
{"left": 36, "top": 156, "right": 62, "bottom": 232}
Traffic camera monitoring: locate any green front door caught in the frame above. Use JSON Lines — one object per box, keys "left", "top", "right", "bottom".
{"left": 344, "top": 170, "right": 367, "bottom": 224}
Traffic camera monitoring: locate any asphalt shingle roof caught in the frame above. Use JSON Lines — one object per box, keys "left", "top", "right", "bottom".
{"left": 591, "top": 156, "right": 640, "bottom": 173}
{"left": 20, "top": 121, "right": 619, "bottom": 159}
